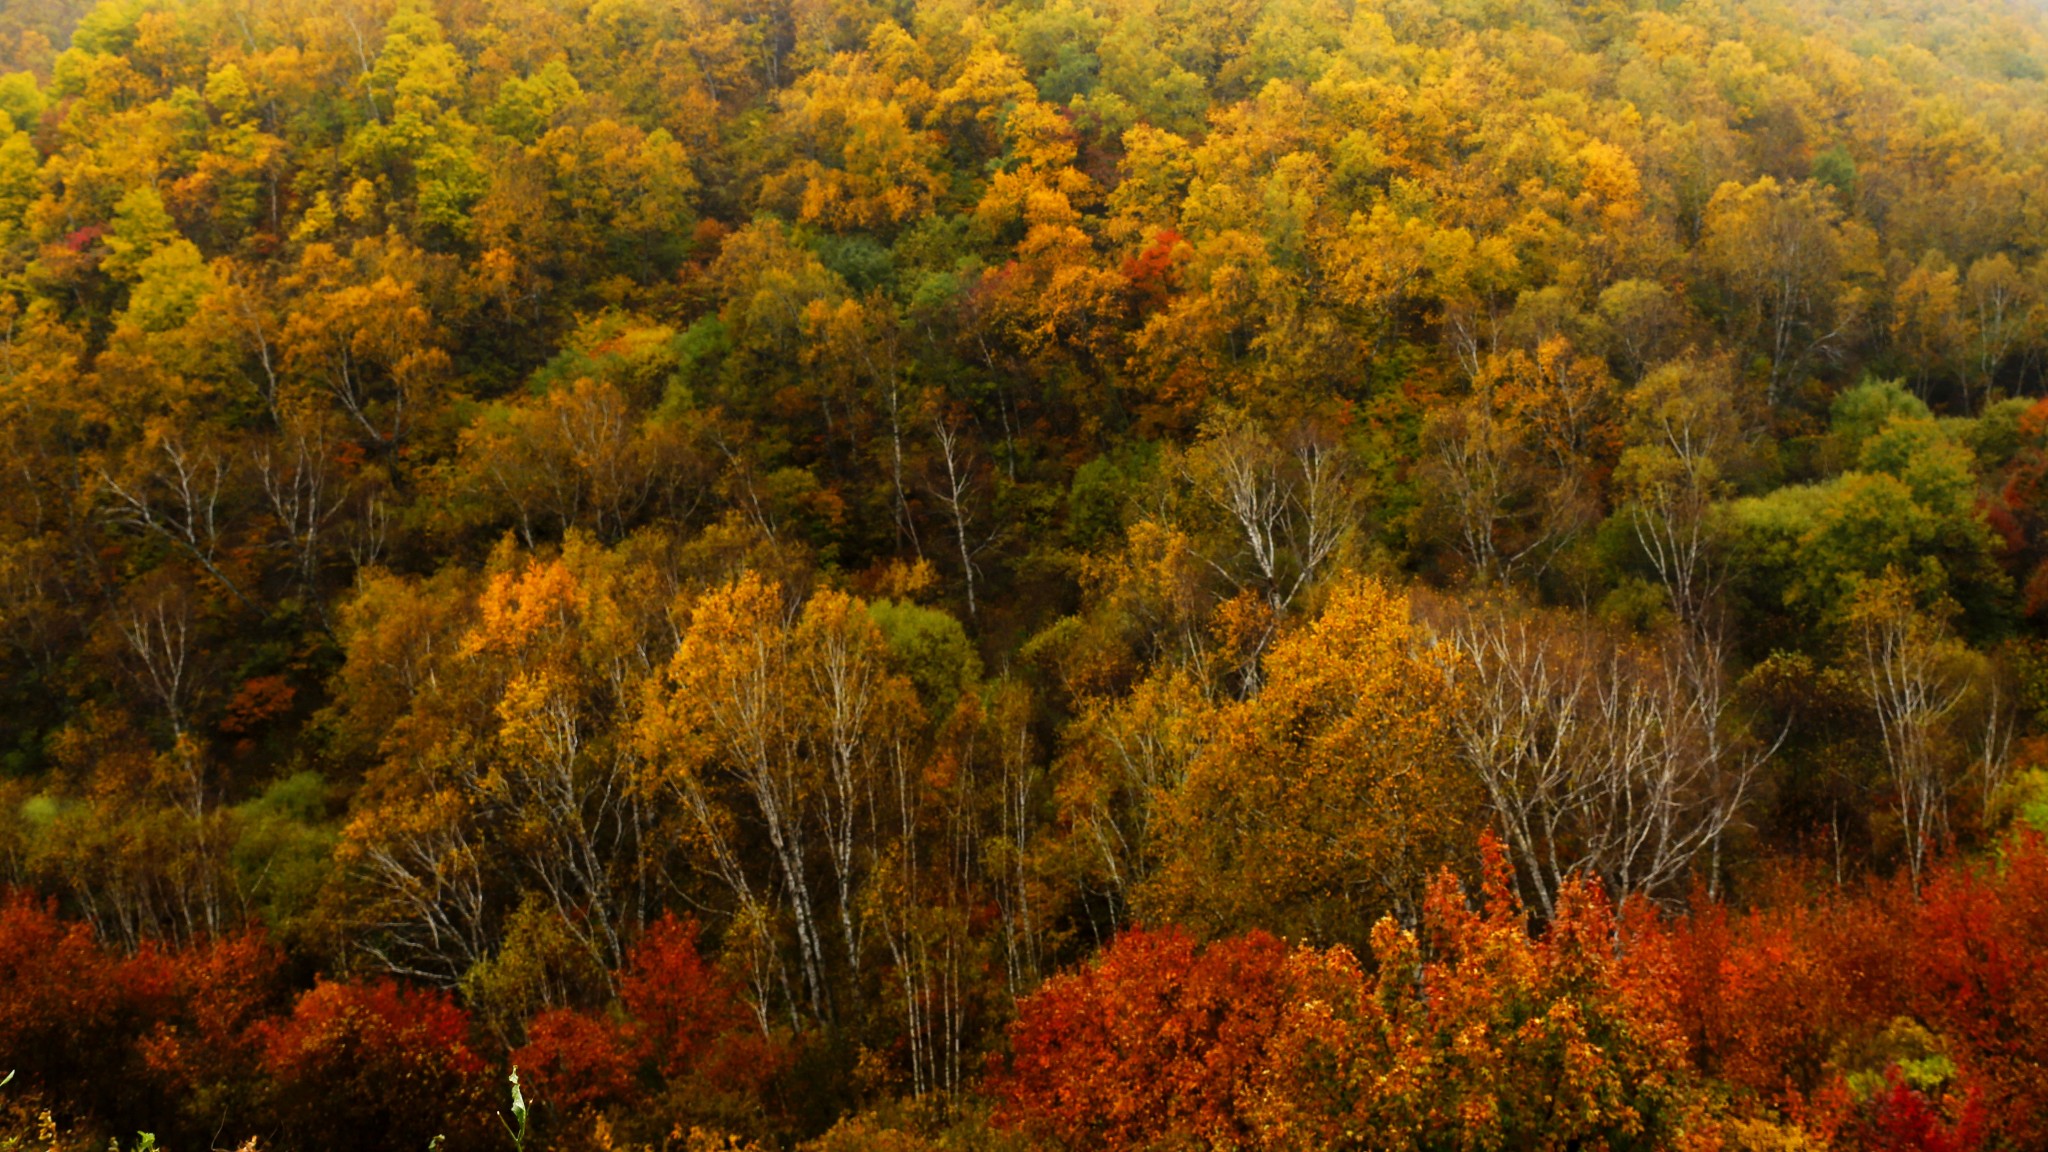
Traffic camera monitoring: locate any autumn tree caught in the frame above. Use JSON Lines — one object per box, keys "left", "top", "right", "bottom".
{"left": 1422, "top": 338, "right": 1621, "bottom": 587}
{"left": 639, "top": 572, "right": 922, "bottom": 1023}
{"left": 1429, "top": 595, "right": 1767, "bottom": 913}
{"left": 1847, "top": 572, "right": 1986, "bottom": 888}
{"left": 1140, "top": 575, "right": 1475, "bottom": 942}
{"left": 1700, "top": 176, "right": 1875, "bottom": 403}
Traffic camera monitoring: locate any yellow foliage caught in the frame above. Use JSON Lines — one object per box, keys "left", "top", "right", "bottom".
{"left": 1141, "top": 575, "right": 1475, "bottom": 940}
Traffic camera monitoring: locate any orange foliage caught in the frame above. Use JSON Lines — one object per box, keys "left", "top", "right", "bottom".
{"left": 995, "top": 926, "right": 1289, "bottom": 1149}
{"left": 260, "top": 978, "right": 493, "bottom": 1151}
{"left": 511, "top": 1007, "right": 641, "bottom": 1118}
{"left": 1253, "top": 840, "right": 1704, "bottom": 1152}
{"left": 1000, "top": 837, "right": 1711, "bottom": 1151}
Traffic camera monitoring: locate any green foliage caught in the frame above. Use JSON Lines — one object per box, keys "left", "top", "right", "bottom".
{"left": 460, "top": 895, "right": 610, "bottom": 1041}
{"left": 1964, "top": 397, "right": 2034, "bottom": 470}
{"left": 122, "top": 239, "right": 209, "bottom": 331}
{"left": 499, "top": 1068, "right": 529, "bottom": 1152}
{"left": 101, "top": 185, "right": 177, "bottom": 283}
{"left": 1830, "top": 378, "right": 1931, "bottom": 464}
{"left": 229, "top": 772, "right": 335, "bottom": 935}
{"left": 870, "top": 598, "right": 982, "bottom": 717}
{"left": 1722, "top": 410, "right": 2005, "bottom": 635}
{"left": 489, "top": 62, "right": 583, "bottom": 144}
{"left": 1812, "top": 145, "right": 1857, "bottom": 200}
{"left": 0, "top": 74, "right": 41, "bottom": 134}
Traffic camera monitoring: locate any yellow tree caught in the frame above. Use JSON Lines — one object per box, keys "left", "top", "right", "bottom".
{"left": 1055, "top": 667, "right": 1212, "bottom": 922}
{"left": 640, "top": 572, "right": 920, "bottom": 1025}
{"left": 279, "top": 237, "right": 453, "bottom": 451}
{"left": 1141, "top": 575, "right": 1475, "bottom": 943}
{"left": 1891, "top": 249, "right": 1966, "bottom": 399}
{"left": 1847, "top": 571, "right": 1984, "bottom": 889}
{"left": 761, "top": 25, "right": 947, "bottom": 233}
{"left": 329, "top": 536, "right": 677, "bottom": 992}
{"left": 451, "top": 376, "right": 709, "bottom": 546}
{"left": 1700, "top": 176, "right": 1874, "bottom": 403}
{"left": 1421, "top": 338, "right": 1619, "bottom": 588}
{"left": 1964, "top": 252, "right": 2032, "bottom": 406}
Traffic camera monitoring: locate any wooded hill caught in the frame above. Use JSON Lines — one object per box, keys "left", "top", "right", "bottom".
{"left": 5, "top": 0, "right": 2048, "bottom": 1148}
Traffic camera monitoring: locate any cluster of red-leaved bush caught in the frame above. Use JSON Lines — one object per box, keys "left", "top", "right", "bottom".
{"left": 0, "top": 908, "right": 778, "bottom": 1151}
{"left": 10, "top": 836, "right": 2048, "bottom": 1151}
{"left": 996, "top": 833, "right": 2048, "bottom": 1152}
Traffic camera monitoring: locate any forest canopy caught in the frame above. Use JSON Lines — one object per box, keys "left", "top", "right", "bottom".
{"left": 6, "top": 0, "right": 2048, "bottom": 1147}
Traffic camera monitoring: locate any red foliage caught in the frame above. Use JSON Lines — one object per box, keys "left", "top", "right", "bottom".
{"left": 61, "top": 223, "right": 105, "bottom": 252}
{"left": 619, "top": 913, "right": 752, "bottom": 1081}
{"left": 0, "top": 894, "right": 782, "bottom": 1143}
{"left": 218, "top": 674, "right": 298, "bottom": 735}
{"left": 995, "top": 926, "right": 1291, "bottom": 1150}
{"left": 134, "top": 931, "right": 286, "bottom": 1125}
{"left": 998, "top": 843, "right": 1705, "bottom": 1151}
{"left": 1660, "top": 891, "right": 1895, "bottom": 1102}
{"left": 1120, "top": 227, "right": 1186, "bottom": 315}
{"left": 1838, "top": 1071, "right": 1986, "bottom": 1152}
{"left": 1993, "top": 401, "right": 2048, "bottom": 615}
{"left": 1900, "top": 836, "right": 2048, "bottom": 1146}
{"left": 0, "top": 890, "right": 137, "bottom": 1095}
{"left": 1650, "top": 833, "right": 2048, "bottom": 1146}
{"left": 261, "top": 977, "right": 493, "bottom": 1151}
{"left": 510, "top": 1007, "right": 641, "bottom": 1117}
{"left": 0, "top": 892, "right": 287, "bottom": 1139}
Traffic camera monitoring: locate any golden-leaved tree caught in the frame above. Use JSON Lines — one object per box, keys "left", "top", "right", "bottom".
{"left": 1140, "top": 576, "right": 1476, "bottom": 943}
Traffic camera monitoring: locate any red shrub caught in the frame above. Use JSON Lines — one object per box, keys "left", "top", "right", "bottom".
{"left": 1900, "top": 834, "right": 2048, "bottom": 1146}
{"left": 134, "top": 931, "right": 285, "bottom": 1133}
{"left": 1258, "top": 850, "right": 1705, "bottom": 1152}
{"left": 261, "top": 978, "right": 492, "bottom": 1151}
{"left": 1650, "top": 833, "right": 2048, "bottom": 1146}
{"left": 1838, "top": 1070, "right": 1986, "bottom": 1152}
{"left": 0, "top": 893, "right": 289, "bottom": 1142}
{"left": 1660, "top": 894, "right": 1889, "bottom": 1102}
{"left": 997, "top": 842, "right": 1708, "bottom": 1151}
{"left": 0, "top": 890, "right": 151, "bottom": 1105}
{"left": 511, "top": 1007, "right": 641, "bottom": 1116}
{"left": 619, "top": 913, "right": 752, "bottom": 1081}
{"left": 994, "top": 926, "right": 1290, "bottom": 1150}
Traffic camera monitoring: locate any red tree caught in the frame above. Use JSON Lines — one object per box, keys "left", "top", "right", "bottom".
{"left": 1838, "top": 1070, "right": 1986, "bottom": 1152}
{"left": 135, "top": 931, "right": 285, "bottom": 1136}
{"left": 995, "top": 926, "right": 1291, "bottom": 1150}
{"left": 0, "top": 891, "right": 138, "bottom": 1103}
{"left": 510, "top": 1007, "right": 641, "bottom": 1118}
{"left": 261, "top": 978, "right": 492, "bottom": 1151}
{"left": 617, "top": 911, "right": 784, "bottom": 1099}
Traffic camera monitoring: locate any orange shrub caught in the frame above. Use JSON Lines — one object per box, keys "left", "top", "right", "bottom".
{"left": 997, "top": 837, "right": 1712, "bottom": 1151}
{"left": 996, "top": 926, "right": 1290, "bottom": 1149}
{"left": 261, "top": 978, "right": 493, "bottom": 1151}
